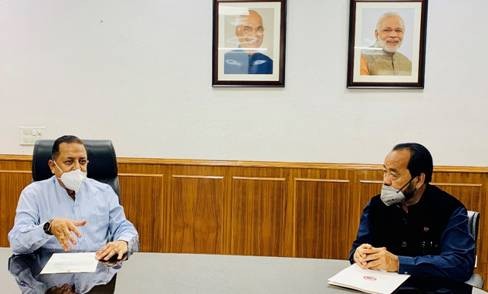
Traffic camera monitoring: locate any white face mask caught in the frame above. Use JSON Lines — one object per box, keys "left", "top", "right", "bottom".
{"left": 53, "top": 161, "right": 87, "bottom": 193}
{"left": 380, "top": 177, "right": 415, "bottom": 206}
{"left": 380, "top": 184, "right": 405, "bottom": 206}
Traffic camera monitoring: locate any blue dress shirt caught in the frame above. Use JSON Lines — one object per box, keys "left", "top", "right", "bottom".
{"left": 8, "top": 176, "right": 138, "bottom": 255}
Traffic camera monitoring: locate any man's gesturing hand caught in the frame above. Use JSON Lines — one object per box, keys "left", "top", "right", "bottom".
{"left": 49, "top": 218, "right": 87, "bottom": 251}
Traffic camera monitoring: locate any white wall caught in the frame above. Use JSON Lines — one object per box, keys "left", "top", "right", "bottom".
{"left": 1, "top": 0, "right": 487, "bottom": 166}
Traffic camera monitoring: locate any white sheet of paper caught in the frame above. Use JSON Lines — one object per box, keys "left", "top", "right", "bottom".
{"left": 40, "top": 252, "right": 98, "bottom": 274}
{"left": 328, "top": 263, "right": 410, "bottom": 294}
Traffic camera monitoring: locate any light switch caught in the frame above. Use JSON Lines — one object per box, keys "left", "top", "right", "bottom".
{"left": 19, "top": 126, "right": 45, "bottom": 146}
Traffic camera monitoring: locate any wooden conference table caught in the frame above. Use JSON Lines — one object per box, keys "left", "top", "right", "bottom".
{"left": 1, "top": 247, "right": 486, "bottom": 293}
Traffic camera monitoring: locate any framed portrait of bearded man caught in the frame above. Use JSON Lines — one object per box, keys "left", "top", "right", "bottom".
{"left": 212, "top": 0, "right": 287, "bottom": 87}
{"left": 347, "top": 0, "right": 428, "bottom": 88}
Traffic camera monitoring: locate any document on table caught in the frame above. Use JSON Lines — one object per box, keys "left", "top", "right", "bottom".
{"left": 328, "top": 263, "right": 410, "bottom": 294}
{"left": 40, "top": 252, "right": 98, "bottom": 274}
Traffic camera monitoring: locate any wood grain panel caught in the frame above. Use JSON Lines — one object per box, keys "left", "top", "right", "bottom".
{"left": 355, "top": 168, "right": 384, "bottom": 216}
{"left": 230, "top": 176, "right": 287, "bottom": 256}
{"left": 0, "top": 156, "right": 32, "bottom": 171}
{"left": 358, "top": 180, "right": 383, "bottom": 212}
{"left": 431, "top": 182, "right": 482, "bottom": 211}
{"left": 0, "top": 171, "right": 31, "bottom": 247}
{"left": 294, "top": 178, "right": 351, "bottom": 259}
{"left": 2, "top": 155, "right": 488, "bottom": 290}
{"left": 168, "top": 175, "right": 224, "bottom": 254}
{"left": 119, "top": 173, "right": 164, "bottom": 252}
{"left": 348, "top": 179, "right": 384, "bottom": 246}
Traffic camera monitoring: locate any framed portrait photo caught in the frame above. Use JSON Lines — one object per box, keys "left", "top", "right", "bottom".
{"left": 212, "top": 0, "right": 286, "bottom": 87}
{"left": 347, "top": 0, "right": 428, "bottom": 88}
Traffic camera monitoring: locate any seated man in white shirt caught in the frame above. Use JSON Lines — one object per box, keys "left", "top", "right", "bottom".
{"left": 9, "top": 135, "right": 138, "bottom": 261}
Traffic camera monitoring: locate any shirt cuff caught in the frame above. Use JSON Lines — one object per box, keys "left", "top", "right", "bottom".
{"left": 36, "top": 222, "right": 53, "bottom": 239}
{"left": 117, "top": 235, "right": 139, "bottom": 255}
{"left": 398, "top": 255, "right": 416, "bottom": 274}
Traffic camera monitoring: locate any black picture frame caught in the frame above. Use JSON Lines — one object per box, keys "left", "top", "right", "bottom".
{"left": 347, "top": 0, "right": 428, "bottom": 88}
{"left": 212, "top": 0, "right": 286, "bottom": 87}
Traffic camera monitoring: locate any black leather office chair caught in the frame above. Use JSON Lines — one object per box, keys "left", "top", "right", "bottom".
{"left": 32, "top": 139, "right": 120, "bottom": 198}
{"left": 466, "top": 210, "right": 483, "bottom": 288}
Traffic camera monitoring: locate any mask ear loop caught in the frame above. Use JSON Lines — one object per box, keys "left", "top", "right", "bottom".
{"left": 396, "top": 176, "right": 417, "bottom": 193}
{"left": 51, "top": 159, "right": 65, "bottom": 177}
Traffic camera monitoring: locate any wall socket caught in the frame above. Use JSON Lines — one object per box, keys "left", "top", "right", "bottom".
{"left": 19, "top": 126, "right": 45, "bottom": 146}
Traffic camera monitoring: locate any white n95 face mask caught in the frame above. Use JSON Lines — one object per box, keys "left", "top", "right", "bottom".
{"left": 60, "top": 169, "right": 87, "bottom": 193}
{"left": 380, "top": 184, "right": 405, "bottom": 206}
{"left": 54, "top": 161, "right": 87, "bottom": 193}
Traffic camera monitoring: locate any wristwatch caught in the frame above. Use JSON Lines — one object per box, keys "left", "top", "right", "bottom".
{"left": 43, "top": 219, "right": 53, "bottom": 235}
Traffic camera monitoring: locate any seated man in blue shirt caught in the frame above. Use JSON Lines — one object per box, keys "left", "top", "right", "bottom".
{"left": 224, "top": 9, "right": 273, "bottom": 75}
{"left": 9, "top": 135, "right": 138, "bottom": 261}
{"left": 350, "top": 143, "right": 474, "bottom": 282}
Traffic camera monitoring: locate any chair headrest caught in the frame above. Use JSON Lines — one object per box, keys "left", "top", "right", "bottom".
{"left": 32, "top": 139, "right": 118, "bottom": 183}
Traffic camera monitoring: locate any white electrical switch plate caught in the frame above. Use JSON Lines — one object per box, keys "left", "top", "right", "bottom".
{"left": 19, "top": 126, "right": 45, "bottom": 146}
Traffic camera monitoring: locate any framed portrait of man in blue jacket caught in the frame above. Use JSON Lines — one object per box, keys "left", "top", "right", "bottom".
{"left": 212, "top": 0, "right": 286, "bottom": 87}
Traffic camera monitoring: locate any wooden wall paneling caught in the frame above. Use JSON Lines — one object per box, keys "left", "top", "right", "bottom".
{"left": 355, "top": 168, "right": 383, "bottom": 206}
{"left": 230, "top": 176, "right": 287, "bottom": 256}
{"left": 0, "top": 170, "right": 31, "bottom": 247}
{"left": 357, "top": 180, "right": 383, "bottom": 209}
{"left": 283, "top": 170, "right": 295, "bottom": 257}
{"left": 292, "top": 167, "right": 360, "bottom": 254}
{"left": 118, "top": 173, "right": 164, "bottom": 252}
{"left": 118, "top": 161, "right": 165, "bottom": 175}
{"left": 350, "top": 169, "right": 383, "bottom": 245}
{"left": 226, "top": 165, "right": 294, "bottom": 256}
{"left": 357, "top": 178, "right": 383, "bottom": 221}
{"left": 431, "top": 182, "right": 482, "bottom": 212}
{"left": 2, "top": 156, "right": 488, "bottom": 290}
{"left": 168, "top": 175, "right": 224, "bottom": 254}
{"left": 0, "top": 157, "right": 32, "bottom": 171}
{"left": 222, "top": 167, "right": 233, "bottom": 255}
{"left": 294, "top": 178, "right": 351, "bottom": 259}
{"left": 353, "top": 170, "right": 383, "bottom": 251}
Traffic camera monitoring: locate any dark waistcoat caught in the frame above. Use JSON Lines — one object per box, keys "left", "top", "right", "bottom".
{"left": 368, "top": 185, "right": 464, "bottom": 256}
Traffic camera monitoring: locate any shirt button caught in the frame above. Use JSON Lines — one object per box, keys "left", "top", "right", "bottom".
{"left": 401, "top": 241, "right": 408, "bottom": 248}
